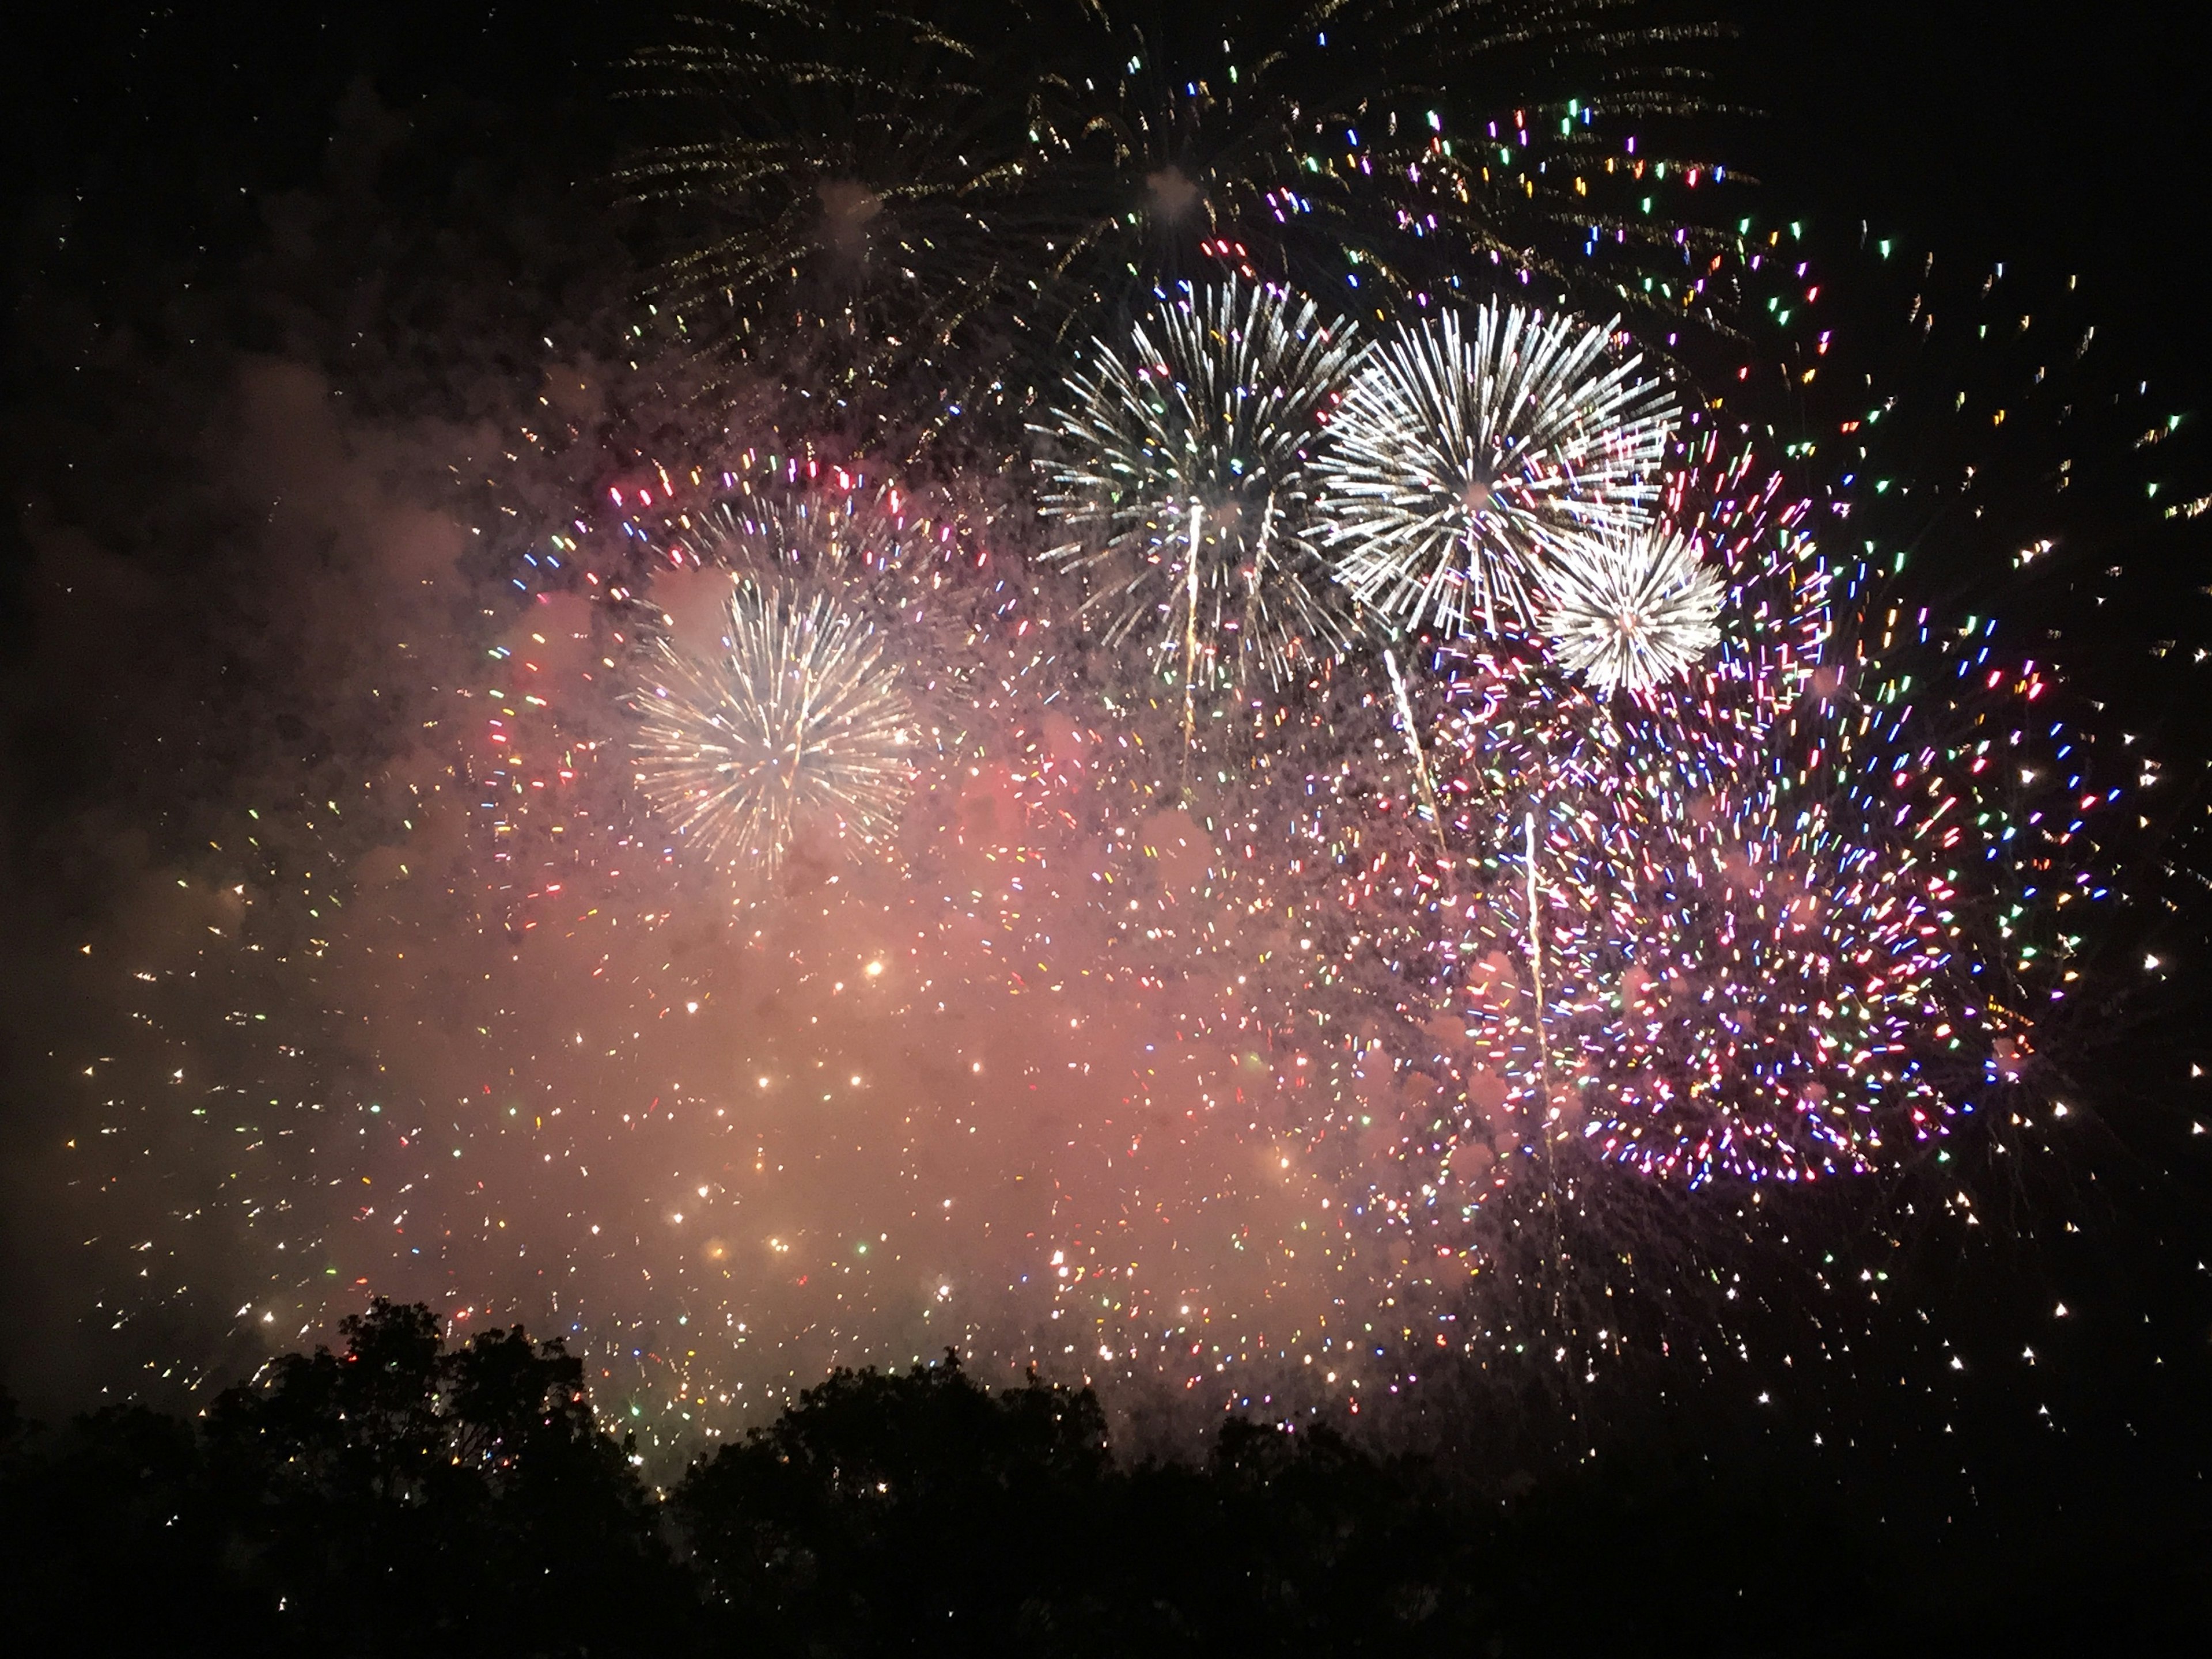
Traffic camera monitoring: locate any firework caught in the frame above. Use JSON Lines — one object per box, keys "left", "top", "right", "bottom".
{"left": 625, "top": 3, "right": 1737, "bottom": 421}
{"left": 669, "top": 484, "right": 1009, "bottom": 674}
{"left": 632, "top": 579, "right": 916, "bottom": 876}
{"left": 1017, "top": 3, "right": 1734, "bottom": 336}
{"left": 1539, "top": 522, "right": 1725, "bottom": 694}
{"left": 1036, "top": 278, "right": 1365, "bottom": 701}
{"left": 619, "top": 3, "right": 1027, "bottom": 419}
{"left": 53, "top": 15, "right": 2187, "bottom": 1464}
{"left": 1564, "top": 794, "right": 1965, "bottom": 1185}
{"left": 1316, "top": 302, "right": 1678, "bottom": 638}
{"left": 1277, "top": 377, "right": 2115, "bottom": 1203}
{"left": 477, "top": 474, "right": 1022, "bottom": 918}
{"left": 1314, "top": 535, "right": 2123, "bottom": 1199}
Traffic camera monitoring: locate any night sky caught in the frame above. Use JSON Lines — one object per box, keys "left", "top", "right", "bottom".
{"left": 5, "top": 0, "right": 2212, "bottom": 1576}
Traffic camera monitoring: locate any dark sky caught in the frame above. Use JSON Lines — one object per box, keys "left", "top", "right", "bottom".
{"left": 1727, "top": 1, "right": 2211, "bottom": 369}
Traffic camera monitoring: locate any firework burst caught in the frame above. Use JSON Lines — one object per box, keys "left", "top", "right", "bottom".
{"left": 625, "top": 2, "right": 1738, "bottom": 425}
{"left": 1036, "top": 278, "right": 1365, "bottom": 700}
{"left": 1316, "top": 301, "right": 1679, "bottom": 638}
{"left": 632, "top": 579, "right": 916, "bottom": 876}
{"left": 1540, "top": 523, "right": 1725, "bottom": 694}
{"left": 1019, "top": 2, "right": 1734, "bottom": 335}
{"left": 619, "top": 3, "right": 1027, "bottom": 421}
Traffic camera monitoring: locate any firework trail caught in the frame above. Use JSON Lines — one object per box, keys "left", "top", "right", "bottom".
{"left": 632, "top": 579, "right": 916, "bottom": 876}
{"left": 1317, "top": 301, "right": 1678, "bottom": 637}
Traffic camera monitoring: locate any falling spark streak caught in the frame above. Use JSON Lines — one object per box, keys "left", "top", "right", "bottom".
{"left": 1183, "top": 498, "right": 1204, "bottom": 762}
{"left": 1525, "top": 809, "right": 1552, "bottom": 1105}
{"left": 1240, "top": 491, "right": 1280, "bottom": 706}
{"left": 1384, "top": 646, "right": 1450, "bottom": 856}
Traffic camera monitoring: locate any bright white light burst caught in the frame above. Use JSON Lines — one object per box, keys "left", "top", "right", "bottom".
{"left": 1316, "top": 301, "right": 1677, "bottom": 638}
{"left": 1035, "top": 277, "right": 1365, "bottom": 690}
{"left": 1540, "top": 524, "right": 1725, "bottom": 694}
{"left": 633, "top": 579, "right": 915, "bottom": 874}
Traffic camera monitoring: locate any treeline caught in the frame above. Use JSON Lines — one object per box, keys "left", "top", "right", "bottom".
{"left": 0, "top": 1301, "right": 2200, "bottom": 1656}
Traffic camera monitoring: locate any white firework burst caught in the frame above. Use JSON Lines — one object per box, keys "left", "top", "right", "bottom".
{"left": 633, "top": 579, "right": 915, "bottom": 875}
{"left": 1034, "top": 278, "right": 1365, "bottom": 694}
{"left": 1540, "top": 524, "right": 1725, "bottom": 694}
{"left": 1315, "top": 301, "right": 1677, "bottom": 638}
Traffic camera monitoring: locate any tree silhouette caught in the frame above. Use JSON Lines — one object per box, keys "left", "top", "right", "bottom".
{"left": 199, "top": 1299, "right": 685, "bottom": 1656}
{"left": 6, "top": 1302, "right": 2210, "bottom": 1656}
{"left": 673, "top": 1350, "right": 1113, "bottom": 1648}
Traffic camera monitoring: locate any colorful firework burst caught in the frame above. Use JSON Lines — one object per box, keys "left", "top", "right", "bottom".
{"left": 624, "top": 2, "right": 1739, "bottom": 422}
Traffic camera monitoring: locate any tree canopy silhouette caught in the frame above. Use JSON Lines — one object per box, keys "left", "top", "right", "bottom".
{"left": 4, "top": 1302, "right": 2209, "bottom": 1656}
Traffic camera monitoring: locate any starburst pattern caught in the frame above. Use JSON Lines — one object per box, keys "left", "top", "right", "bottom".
{"left": 1540, "top": 523, "right": 1724, "bottom": 693}
{"left": 1316, "top": 301, "right": 1678, "bottom": 637}
{"left": 632, "top": 580, "right": 916, "bottom": 875}
{"left": 1036, "top": 278, "right": 1365, "bottom": 693}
